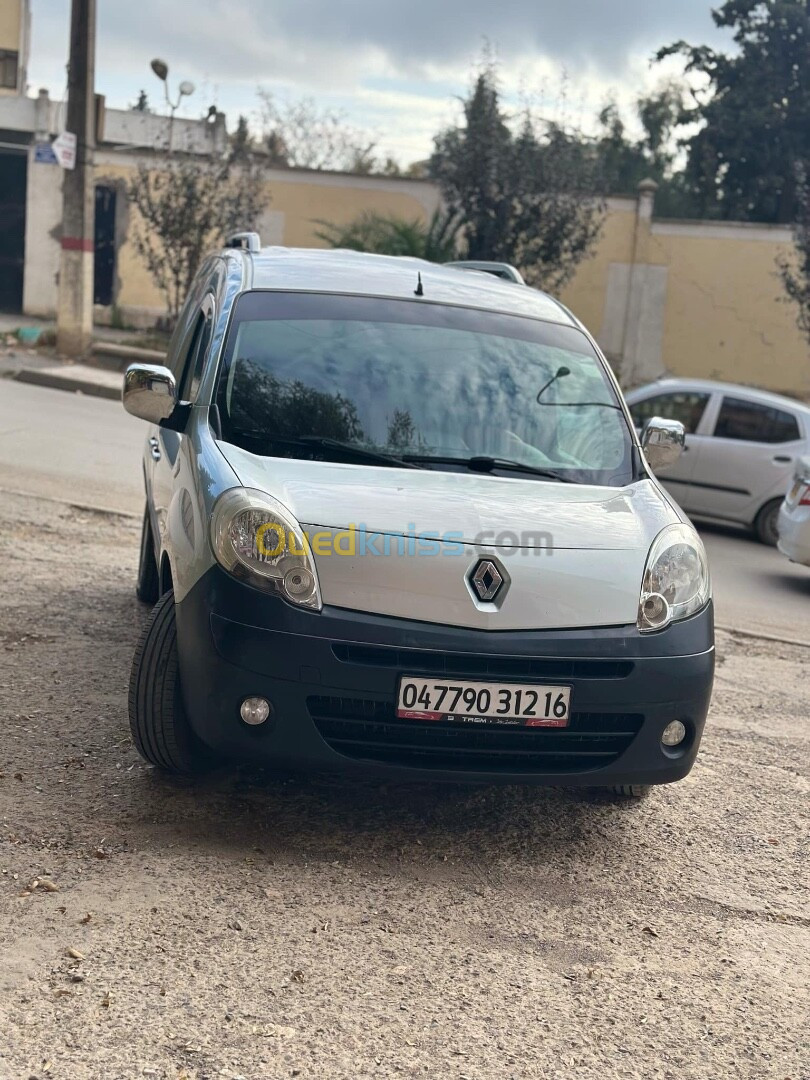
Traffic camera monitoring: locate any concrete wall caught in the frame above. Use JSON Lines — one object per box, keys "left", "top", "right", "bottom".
{"left": 22, "top": 143, "right": 62, "bottom": 316}
{"left": 18, "top": 145, "right": 810, "bottom": 396}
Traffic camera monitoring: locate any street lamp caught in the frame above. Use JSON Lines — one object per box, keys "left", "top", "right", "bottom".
{"left": 149, "top": 57, "right": 195, "bottom": 152}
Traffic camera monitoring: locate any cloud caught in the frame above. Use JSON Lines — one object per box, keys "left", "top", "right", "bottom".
{"left": 27, "top": 0, "right": 729, "bottom": 160}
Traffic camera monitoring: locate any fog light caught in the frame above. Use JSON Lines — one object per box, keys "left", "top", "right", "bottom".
{"left": 662, "top": 720, "right": 687, "bottom": 747}
{"left": 283, "top": 566, "right": 315, "bottom": 600}
{"left": 240, "top": 696, "right": 271, "bottom": 726}
{"left": 640, "top": 592, "right": 670, "bottom": 630}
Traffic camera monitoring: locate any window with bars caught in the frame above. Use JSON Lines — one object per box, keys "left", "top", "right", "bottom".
{"left": 0, "top": 50, "right": 19, "bottom": 90}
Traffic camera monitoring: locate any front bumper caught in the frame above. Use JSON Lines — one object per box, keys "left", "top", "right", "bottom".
{"left": 777, "top": 503, "right": 810, "bottom": 567}
{"left": 175, "top": 567, "right": 715, "bottom": 785}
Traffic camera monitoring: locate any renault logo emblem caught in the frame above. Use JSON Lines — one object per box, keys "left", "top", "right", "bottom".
{"left": 470, "top": 559, "right": 504, "bottom": 602}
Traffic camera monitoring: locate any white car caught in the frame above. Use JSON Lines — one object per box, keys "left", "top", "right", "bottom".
{"left": 777, "top": 457, "right": 810, "bottom": 566}
{"left": 121, "top": 241, "right": 714, "bottom": 797}
{"left": 624, "top": 379, "right": 810, "bottom": 545}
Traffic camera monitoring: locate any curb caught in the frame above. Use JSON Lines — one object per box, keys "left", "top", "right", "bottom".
{"left": 11, "top": 367, "right": 120, "bottom": 401}
{"left": 716, "top": 623, "right": 810, "bottom": 649}
{"left": 92, "top": 341, "right": 165, "bottom": 364}
{"left": 0, "top": 485, "right": 139, "bottom": 520}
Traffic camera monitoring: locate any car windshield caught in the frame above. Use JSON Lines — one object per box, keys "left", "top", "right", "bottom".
{"left": 215, "top": 291, "right": 636, "bottom": 486}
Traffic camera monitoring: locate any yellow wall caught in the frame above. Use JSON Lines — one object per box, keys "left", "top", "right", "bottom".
{"left": 559, "top": 199, "right": 637, "bottom": 334}
{"left": 0, "top": 0, "right": 22, "bottom": 95}
{"left": 264, "top": 172, "right": 440, "bottom": 248}
{"left": 559, "top": 203, "right": 808, "bottom": 398}
{"left": 93, "top": 162, "right": 441, "bottom": 317}
{"left": 0, "top": 0, "right": 21, "bottom": 50}
{"left": 651, "top": 225, "right": 808, "bottom": 393}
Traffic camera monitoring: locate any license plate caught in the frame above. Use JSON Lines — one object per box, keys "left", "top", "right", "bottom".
{"left": 396, "top": 676, "right": 571, "bottom": 727}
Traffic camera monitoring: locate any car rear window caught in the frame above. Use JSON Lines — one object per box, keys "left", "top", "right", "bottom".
{"left": 714, "top": 396, "right": 801, "bottom": 444}
{"left": 629, "top": 391, "right": 710, "bottom": 435}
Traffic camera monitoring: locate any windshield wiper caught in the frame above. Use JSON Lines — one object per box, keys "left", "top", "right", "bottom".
{"left": 233, "top": 432, "right": 422, "bottom": 469}
{"left": 402, "top": 454, "right": 579, "bottom": 482}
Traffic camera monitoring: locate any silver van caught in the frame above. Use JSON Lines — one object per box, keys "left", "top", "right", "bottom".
{"left": 123, "top": 241, "right": 714, "bottom": 797}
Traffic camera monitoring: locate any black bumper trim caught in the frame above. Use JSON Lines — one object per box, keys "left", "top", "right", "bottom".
{"left": 174, "top": 566, "right": 715, "bottom": 785}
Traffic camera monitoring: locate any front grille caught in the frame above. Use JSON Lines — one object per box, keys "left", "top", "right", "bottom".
{"left": 330, "top": 643, "right": 633, "bottom": 682}
{"left": 308, "top": 696, "right": 643, "bottom": 773}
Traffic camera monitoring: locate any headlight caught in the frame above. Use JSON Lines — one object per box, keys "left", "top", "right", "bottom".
{"left": 638, "top": 523, "right": 710, "bottom": 632}
{"left": 210, "top": 488, "right": 322, "bottom": 611}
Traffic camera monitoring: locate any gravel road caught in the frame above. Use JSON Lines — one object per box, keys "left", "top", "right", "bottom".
{"left": 0, "top": 492, "right": 808, "bottom": 1080}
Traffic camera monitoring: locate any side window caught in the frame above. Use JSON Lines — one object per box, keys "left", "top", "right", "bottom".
{"left": 178, "top": 304, "right": 213, "bottom": 403}
{"left": 629, "top": 391, "right": 710, "bottom": 435}
{"left": 714, "top": 397, "right": 800, "bottom": 444}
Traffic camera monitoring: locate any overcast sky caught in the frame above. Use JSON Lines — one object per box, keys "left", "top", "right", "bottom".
{"left": 27, "top": 0, "right": 730, "bottom": 163}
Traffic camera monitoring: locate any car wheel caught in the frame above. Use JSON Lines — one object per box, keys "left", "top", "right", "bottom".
{"left": 609, "top": 784, "right": 650, "bottom": 799}
{"left": 136, "top": 506, "right": 160, "bottom": 604}
{"left": 129, "top": 590, "right": 209, "bottom": 773}
{"left": 754, "top": 498, "right": 782, "bottom": 547}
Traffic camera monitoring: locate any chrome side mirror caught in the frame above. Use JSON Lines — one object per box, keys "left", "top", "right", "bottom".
{"left": 122, "top": 364, "right": 178, "bottom": 424}
{"left": 641, "top": 416, "right": 685, "bottom": 473}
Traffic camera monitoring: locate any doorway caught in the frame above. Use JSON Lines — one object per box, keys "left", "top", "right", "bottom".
{"left": 0, "top": 150, "right": 27, "bottom": 312}
{"left": 94, "top": 184, "right": 117, "bottom": 307}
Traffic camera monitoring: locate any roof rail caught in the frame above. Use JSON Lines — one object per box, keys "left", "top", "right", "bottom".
{"left": 445, "top": 260, "right": 526, "bottom": 285}
{"left": 225, "top": 231, "right": 261, "bottom": 253}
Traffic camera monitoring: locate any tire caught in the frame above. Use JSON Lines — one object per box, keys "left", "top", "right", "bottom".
{"left": 136, "top": 506, "right": 160, "bottom": 604}
{"left": 754, "top": 498, "right": 782, "bottom": 547}
{"left": 609, "top": 784, "right": 650, "bottom": 799}
{"left": 128, "top": 590, "right": 208, "bottom": 773}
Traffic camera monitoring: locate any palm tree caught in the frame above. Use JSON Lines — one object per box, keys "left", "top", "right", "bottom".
{"left": 315, "top": 207, "right": 463, "bottom": 263}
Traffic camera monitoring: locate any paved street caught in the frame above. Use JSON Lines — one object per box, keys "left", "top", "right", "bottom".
{"left": 1, "top": 380, "right": 808, "bottom": 639}
{"left": 1, "top": 488, "right": 808, "bottom": 1079}
{"left": 0, "top": 381, "right": 808, "bottom": 1077}
{"left": 0, "top": 381, "right": 144, "bottom": 514}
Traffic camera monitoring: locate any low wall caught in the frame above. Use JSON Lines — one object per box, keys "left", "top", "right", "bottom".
{"left": 21, "top": 152, "right": 809, "bottom": 396}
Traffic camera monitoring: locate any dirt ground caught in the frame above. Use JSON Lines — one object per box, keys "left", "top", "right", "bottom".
{"left": 0, "top": 491, "right": 808, "bottom": 1080}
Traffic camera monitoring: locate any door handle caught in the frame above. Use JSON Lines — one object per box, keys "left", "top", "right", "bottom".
{"left": 773, "top": 455, "right": 792, "bottom": 464}
{"left": 148, "top": 436, "right": 161, "bottom": 462}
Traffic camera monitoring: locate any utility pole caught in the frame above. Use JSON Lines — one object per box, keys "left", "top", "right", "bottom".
{"left": 56, "top": 0, "right": 96, "bottom": 358}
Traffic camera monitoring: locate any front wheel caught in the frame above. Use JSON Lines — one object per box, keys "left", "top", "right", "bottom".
{"left": 128, "top": 590, "right": 209, "bottom": 773}
{"left": 609, "top": 784, "right": 650, "bottom": 799}
{"left": 754, "top": 498, "right": 782, "bottom": 547}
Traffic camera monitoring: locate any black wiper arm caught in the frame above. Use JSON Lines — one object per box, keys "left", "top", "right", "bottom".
{"left": 233, "top": 432, "right": 422, "bottom": 469}
{"left": 403, "top": 454, "right": 578, "bottom": 482}
{"left": 297, "top": 436, "right": 422, "bottom": 468}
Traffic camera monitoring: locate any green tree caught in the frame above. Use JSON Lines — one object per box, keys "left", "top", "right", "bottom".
{"left": 315, "top": 207, "right": 463, "bottom": 262}
{"left": 429, "top": 64, "right": 604, "bottom": 292}
{"left": 590, "top": 87, "right": 701, "bottom": 217}
{"left": 777, "top": 164, "right": 810, "bottom": 342}
{"left": 127, "top": 137, "right": 269, "bottom": 322}
{"left": 658, "top": 0, "right": 810, "bottom": 223}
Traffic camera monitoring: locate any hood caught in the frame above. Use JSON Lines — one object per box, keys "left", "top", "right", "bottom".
{"left": 216, "top": 442, "right": 679, "bottom": 630}
{"left": 217, "top": 443, "right": 675, "bottom": 550}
